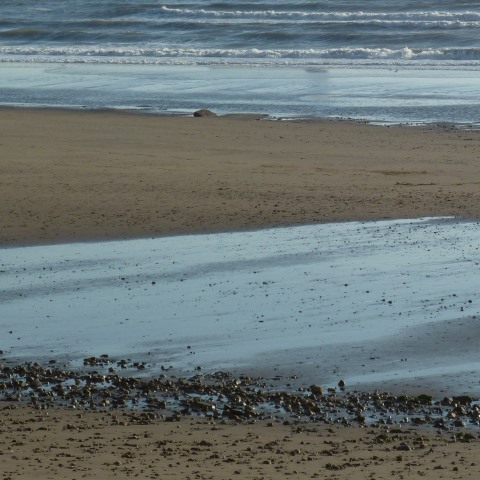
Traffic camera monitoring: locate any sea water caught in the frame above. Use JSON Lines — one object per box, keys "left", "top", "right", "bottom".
{"left": 1, "top": 1, "right": 480, "bottom": 123}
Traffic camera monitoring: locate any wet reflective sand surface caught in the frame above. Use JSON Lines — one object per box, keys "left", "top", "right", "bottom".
{"left": 1, "top": 217, "right": 479, "bottom": 397}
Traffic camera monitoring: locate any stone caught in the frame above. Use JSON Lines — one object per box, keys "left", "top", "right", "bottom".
{"left": 415, "top": 393, "right": 433, "bottom": 405}
{"left": 452, "top": 395, "right": 473, "bottom": 405}
{"left": 193, "top": 109, "right": 217, "bottom": 117}
{"left": 309, "top": 384, "right": 323, "bottom": 395}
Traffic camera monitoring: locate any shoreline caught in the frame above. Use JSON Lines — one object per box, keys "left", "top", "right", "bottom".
{"left": 2, "top": 107, "right": 480, "bottom": 247}
{"left": 2, "top": 103, "right": 479, "bottom": 131}
{"left": 2, "top": 62, "right": 480, "bottom": 129}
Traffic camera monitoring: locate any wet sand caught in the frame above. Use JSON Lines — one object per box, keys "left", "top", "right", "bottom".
{"left": 1, "top": 108, "right": 479, "bottom": 478}
{"left": 1, "top": 108, "right": 480, "bottom": 246}
{"left": 2, "top": 218, "right": 480, "bottom": 397}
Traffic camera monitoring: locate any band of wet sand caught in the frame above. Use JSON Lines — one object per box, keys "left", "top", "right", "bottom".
{"left": 1, "top": 108, "right": 479, "bottom": 478}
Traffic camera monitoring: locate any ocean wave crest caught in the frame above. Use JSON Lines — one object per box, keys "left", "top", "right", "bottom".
{"left": 160, "top": 5, "right": 480, "bottom": 22}
{"left": 2, "top": 46, "right": 480, "bottom": 62}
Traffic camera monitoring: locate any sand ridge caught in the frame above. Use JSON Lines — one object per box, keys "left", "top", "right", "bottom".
{"left": 1, "top": 108, "right": 480, "bottom": 246}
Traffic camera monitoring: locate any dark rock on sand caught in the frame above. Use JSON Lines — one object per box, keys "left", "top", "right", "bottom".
{"left": 309, "top": 385, "right": 323, "bottom": 395}
{"left": 193, "top": 109, "right": 217, "bottom": 117}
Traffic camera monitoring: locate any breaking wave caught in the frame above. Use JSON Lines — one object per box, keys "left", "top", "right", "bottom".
{"left": 2, "top": 46, "right": 480, "bottom": 66}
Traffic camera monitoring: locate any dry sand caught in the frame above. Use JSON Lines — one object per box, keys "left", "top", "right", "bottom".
{"left": 1, "top": 108, "right": 479, "bottom": 478}
{"left": 1, "top": 404, "right": 478, "bottom": 480}
{"left": 1, "top": 108, "right": 480, "bottom": 246}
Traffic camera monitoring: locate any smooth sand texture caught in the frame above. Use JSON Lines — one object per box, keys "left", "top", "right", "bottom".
{"left": 1, "top": 108, "right": 479, "bottom": 478}
{"left": 1, "top": 108, "right": 480, "bottom": 246}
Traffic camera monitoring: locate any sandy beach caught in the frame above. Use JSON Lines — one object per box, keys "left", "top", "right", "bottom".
{"left": 1, "top": 403, "right": 478, "bottom": 480}
{"left": 1, "top": 108, "right": 479, "bottom": 479}
{"left": 1, "top": 108, "right": 480, "bottom": 246}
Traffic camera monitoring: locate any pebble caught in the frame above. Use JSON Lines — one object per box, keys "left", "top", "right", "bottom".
{"left": 0, "top": 360, "right": 478, "bottom": 431}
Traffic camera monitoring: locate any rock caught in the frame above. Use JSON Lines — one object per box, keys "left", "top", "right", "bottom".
{"left": 452, "top": 395, "right": 474, "bottom": 405}
{"left": 309, "top": 384, "right": 323, "bottom": 395}
{"left": 193, "top": 109, "right": 217, "bottom": 117}
{"left": 415, "top": 393, "right": 433, "bottom": 405}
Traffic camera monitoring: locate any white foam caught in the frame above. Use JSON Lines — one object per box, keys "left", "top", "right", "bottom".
{"left": 160, "top": 6, "right": 480, "bottom": 21}
{"left": 2, "top": 46, "right": 480, "bottom": 67}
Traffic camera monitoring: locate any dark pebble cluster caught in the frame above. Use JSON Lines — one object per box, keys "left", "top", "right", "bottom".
{"left": 0, "top": 357, "right": 479, "bottom": 432}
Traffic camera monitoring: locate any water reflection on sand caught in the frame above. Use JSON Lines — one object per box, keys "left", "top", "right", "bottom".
{"left": 1, "top": 217, "right": 479, "bottom": 396}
